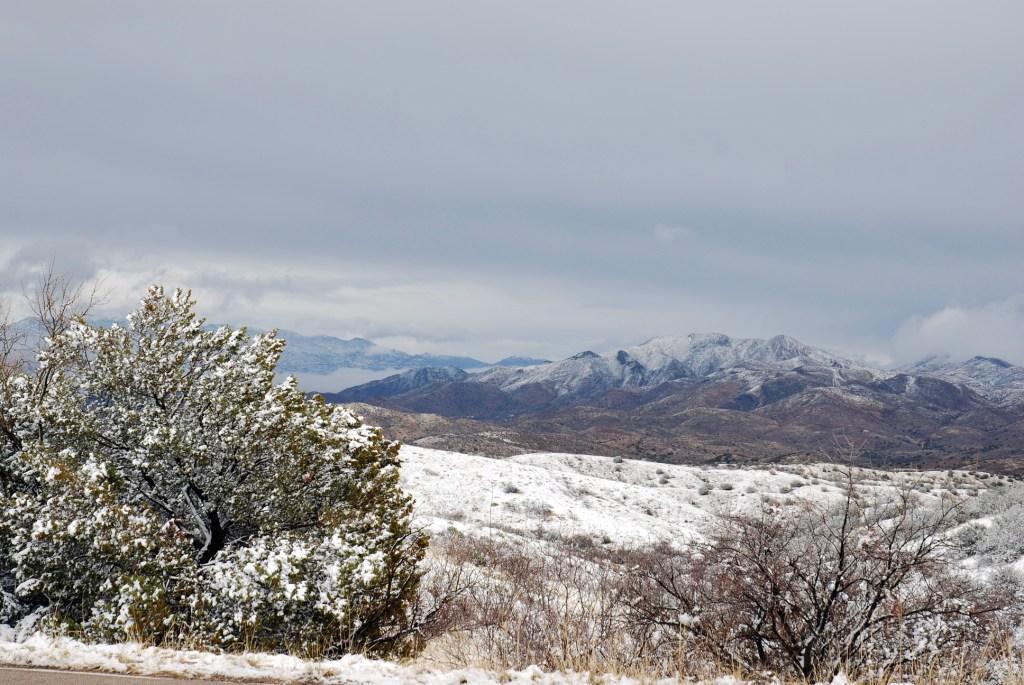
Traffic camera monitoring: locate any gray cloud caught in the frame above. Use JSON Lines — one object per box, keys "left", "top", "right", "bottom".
{"left": 1, "top": 1, "right": 1021, "bottom": 364}
{"left": 0, "top": 241, "right": 100, "bottom": 293}
{"left": 893, "top": 297, "right": 1024, "bottom": 364}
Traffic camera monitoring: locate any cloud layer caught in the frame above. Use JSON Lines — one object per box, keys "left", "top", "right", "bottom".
{"left": 1, "top": 1, "right": 1021, "bottom": 364}
{"left": 894, "top": 298, "right": 1024, "bottom": 364}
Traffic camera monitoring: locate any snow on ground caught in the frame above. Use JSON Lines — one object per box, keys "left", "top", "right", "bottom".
{"left": 0, "top": 630, "right": 766, "bottom": 685}
{"left": 0, "top": 448, "right": 1000, "bottom": 684}
{"left": 399, "top": 445, "right": 987, "bottom": 546}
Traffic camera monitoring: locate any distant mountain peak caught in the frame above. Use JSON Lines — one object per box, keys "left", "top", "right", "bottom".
{"left": 967, "top": 355, "right": 1012, "bottom": 369}
{"left": 687, "top": 332, "right": 731, "bottom": 346}
{"left": 900, "top": 353, "right": 1023, "bottom": 407}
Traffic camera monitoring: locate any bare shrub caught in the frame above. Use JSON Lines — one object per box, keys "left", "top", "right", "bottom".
{"left": 425, "top": 531, "right": 643, "bottom": 674}
{"left": 419, "top": 478, "right": 1023, "bottom": 682}
{"left": 623, "top": 478, "right": 1016, "bottom": 681}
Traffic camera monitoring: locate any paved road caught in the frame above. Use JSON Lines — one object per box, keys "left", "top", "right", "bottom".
{"left": 0, "top": 667, "right": 255, "bottom": 684}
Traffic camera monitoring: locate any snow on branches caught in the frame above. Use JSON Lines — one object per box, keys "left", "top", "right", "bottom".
{"left": 0, "top": 286, "right": 427, "bottom": 655}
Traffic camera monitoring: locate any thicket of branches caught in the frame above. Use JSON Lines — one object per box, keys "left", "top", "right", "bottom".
{"left": 0, "top": 274, "right": 429, "bottom": 657}
{"left": 430, "top": 480, "right": 1022, "bottom": 683}
{"left": 625, "top": 483, "right": 1016, "bottom": 680}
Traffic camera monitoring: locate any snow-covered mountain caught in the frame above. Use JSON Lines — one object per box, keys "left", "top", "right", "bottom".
{"left": 902, "top": 354, "right": 1024, "bottom": 408}
{"left": 328, "top": 333, "right": 1024, "bottom": 473}
{"left": 472, "top": 333, "right": 864, "bottom": 397}
{"left": 335, "top": 332, "right": 877, "bottom": 404}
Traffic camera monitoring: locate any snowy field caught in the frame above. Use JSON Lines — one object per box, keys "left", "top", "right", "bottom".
{"left": 398, "top": 445, "right": 994, "bottom": 547}
{"left": 1, "top": 446, "right": 1015, "bottom": 685}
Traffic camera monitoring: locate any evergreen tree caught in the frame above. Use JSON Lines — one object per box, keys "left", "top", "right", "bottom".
{"left": 1, "top": 286, "right": 427, "bottom": 655}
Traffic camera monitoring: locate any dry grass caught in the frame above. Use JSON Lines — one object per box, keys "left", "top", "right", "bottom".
{"left": 416, "top": 529, "right": 1024, "bottom": 684}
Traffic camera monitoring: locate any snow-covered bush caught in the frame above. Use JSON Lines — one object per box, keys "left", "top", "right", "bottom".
{"left": 0, "top": 301, "right": 35, "bottom": 626}
{"left": 0, "top": 286, "right": 427, "bottom": 656}
{"left": 962, "top": 483, "right": 1024, "bottom": 563}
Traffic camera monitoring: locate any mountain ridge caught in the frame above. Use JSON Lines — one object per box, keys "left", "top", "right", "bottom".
{"left": 325, "top": 332, "right": 1024, "bottom": 474}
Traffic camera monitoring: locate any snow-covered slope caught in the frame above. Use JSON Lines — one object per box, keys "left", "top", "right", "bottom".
{"left": 398, "top": 446, "right": 988, "bottom": 546}
{"left": 903, "top": 354, "right": 1024, "bottom": 407}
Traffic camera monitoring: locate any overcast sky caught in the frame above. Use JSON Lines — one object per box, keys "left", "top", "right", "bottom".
{"left": 2, "top": 1, "right": 1022, "bottom": 365}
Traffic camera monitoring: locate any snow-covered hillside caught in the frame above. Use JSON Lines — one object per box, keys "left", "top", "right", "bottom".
{"left": 398, "top": 446, "right": 993, "bottom": 546}
{"left": 903, "top": 354, "right": 1024, "bottom": 407}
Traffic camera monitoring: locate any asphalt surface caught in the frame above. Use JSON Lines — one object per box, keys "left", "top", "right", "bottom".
{"left": 0, "top": 667, "right": 255, "bottom": 684}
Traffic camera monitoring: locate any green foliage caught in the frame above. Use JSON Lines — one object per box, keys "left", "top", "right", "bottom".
{"left": 0, "top": 286, "right": 427, "bottom": 655}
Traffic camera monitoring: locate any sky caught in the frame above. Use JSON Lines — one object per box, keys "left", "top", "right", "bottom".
{"left": 1, "top": 1, "right": 1022, "bottom": 366}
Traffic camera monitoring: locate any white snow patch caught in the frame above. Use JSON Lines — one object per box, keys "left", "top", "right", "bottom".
{"left": 0, "top": 632, "right": 752, "bottom": 684}
{"left": 398, "top": 446, "right": 981, "bottom": 548}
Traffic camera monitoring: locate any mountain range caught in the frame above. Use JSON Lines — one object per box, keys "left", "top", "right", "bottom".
{"left": 10, "top": 314, "right": 1023, "bottom": 472}
{"left": 273, "top": 330, "right": 486, "bottom": 374}
{"left": 325, "top": 333, "right": 1024, "bottom": 474}
{"left": 7, "top": 318, "right": 549, "bottom": 378}
{"left": 258, "top": 330, "right": 550, "bottom": 382}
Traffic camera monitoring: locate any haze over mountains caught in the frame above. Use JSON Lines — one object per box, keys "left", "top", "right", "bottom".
{"left": 7, "top": 317, "right": 550, "bottom": 389}
{"left": 207, "top": 328, "right": 551, "bottom": 376}
{"left": 325, "top": 333, "right": 1024, "bottom": 474}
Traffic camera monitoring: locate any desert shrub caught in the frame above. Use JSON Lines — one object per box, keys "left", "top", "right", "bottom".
{"left": 0, "top": 286, "right": 426, "bottom": 656}
{"left": 954, "top": 522, "right": 989, "bottom": 557}
{"left": 962, "top": 483, "right": 1024, "bottom": 562}
{"left": 428, "top": 532, "right": 638, "bottom": 674}
{"left": 622, "top": 481, "right": 1015, "bottom": 681}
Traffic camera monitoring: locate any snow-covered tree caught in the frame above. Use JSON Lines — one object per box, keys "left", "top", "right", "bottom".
{"left": 2, "top": 286, "right": 427, "bottom": 655}
{"left": 0, "top": 293, "right": 39, "bottom": 625}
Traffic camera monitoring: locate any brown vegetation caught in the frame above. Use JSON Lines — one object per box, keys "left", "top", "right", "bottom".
{"left": 419, "top": 475, "right": 1023, "bottom": 683}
